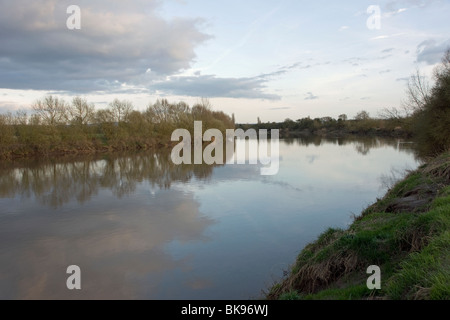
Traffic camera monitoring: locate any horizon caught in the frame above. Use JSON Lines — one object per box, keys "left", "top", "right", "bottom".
{"left": 1, "top": 0, "right": 449, "bottom": 123}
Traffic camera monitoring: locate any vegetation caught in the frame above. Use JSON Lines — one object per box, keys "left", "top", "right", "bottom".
{"left": 410, "top": 50, "right": 450, "bottom": 156}
{"left": 0, "top": 98, "right": 234, "bottom": 159}
{"left": 241, "top": 50, "right": 450, "bottom": 157}
{"left": 237, "top": 112, "right": 409, "bottom": 139}
{"left": 267, "top": 50, "right": 450, "bottom": 300}
{"left": 267, "top": 152, "right": 450, "bottom": 300}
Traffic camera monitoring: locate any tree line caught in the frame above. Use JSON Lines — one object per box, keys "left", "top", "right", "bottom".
{"left": 239, "top": 110, "right": 411, "bottom": 138}
{"left": 1, "top": 51, "right": 448, "bottom": 159}
{"left": 242, "top": 50, "right": 450, "bottom": 156}
{"left": 0, "top": 98, "right": 235, "bottom": 159}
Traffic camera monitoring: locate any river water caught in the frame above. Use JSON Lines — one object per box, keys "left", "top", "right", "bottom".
{"left": 0, "top": 136, "right": 420, "bottom": 299}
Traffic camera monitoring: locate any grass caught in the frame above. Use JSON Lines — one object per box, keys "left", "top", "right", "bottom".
{"left": 267, "top": 153, "right": 450, "bottom": 300}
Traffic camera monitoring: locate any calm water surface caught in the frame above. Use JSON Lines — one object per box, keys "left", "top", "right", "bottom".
{"left": 0, "top": 137, "right": 420, "bottom": 299}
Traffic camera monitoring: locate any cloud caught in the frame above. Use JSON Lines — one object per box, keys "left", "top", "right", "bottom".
{"left": 396, "top": 77, "right": 409, "bottom": 82}
{"left": 0, "top": 0, "right": 210, "bottom": 92}
{"left": 383, "top": 7, "right": 408, "bottom": 18}
{"left": 269, "top": 107, "right": 291, "bottom": 110}
{"left": 151, "top": 74, "right": 281, "bottom": 100}
{"left": 379, "top": 69, "right": 391, "bottom": 74}
{"left": 416, "top": 39, "right": 450, "bottom": 65}
{"left": 381, "top": 48, "right": 394, "bottom": 53}
{"left": 258, "top": 69, "right": 289, "bottom": 80}
{"left": 148, "top": 60, "right": 317, "bottom": 100}
{"left": 371, "top": 33, "right": 405, "bottom": 40}
{"left": 339, "top": 26, "right": 349, "bottom": 31}
{"left": 304, "top": 92, "right": 318, "bottom": 100}
{"left": 360, "top": 97, "right": 371, "bottom": 100}
{"left": 0, "top": 101, "right": 29, "bottom": 113}
{"left": 385, "top": 0, "right": 439, "bottom": 11}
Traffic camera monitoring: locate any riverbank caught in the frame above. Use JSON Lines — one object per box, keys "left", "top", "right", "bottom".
{"left": 0, "top": 137, "right": 177, "bottom": 161}
{"left": 267, "top": 152, "right": 449, "bottom": 300}
{"left": 278, "top": 127, "right": 411, "bottom": 139}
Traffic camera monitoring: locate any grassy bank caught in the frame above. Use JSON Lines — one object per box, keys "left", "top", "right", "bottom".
{"left": 267, "top": 152, "right": 450, "bottom": 300}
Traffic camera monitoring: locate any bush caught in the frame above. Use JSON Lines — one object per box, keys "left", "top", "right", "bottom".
{"left": 412, "top": 50, "right": 450, "bottom": 156}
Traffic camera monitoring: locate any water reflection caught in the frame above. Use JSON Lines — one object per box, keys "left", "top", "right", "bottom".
{"left": 0, "top": 136, "right": 421, "bottom": 299}
{"left": 0, "top": 189, "right": 214, "bottom": 299}
{"left": 0, "top": 136, "right": 419, "bottom": 210}
{"left": 282, "top": 135, "right": 418, "bottom": 156}
{"left": 0, "top": 151, "right": 218, "bottom": 209}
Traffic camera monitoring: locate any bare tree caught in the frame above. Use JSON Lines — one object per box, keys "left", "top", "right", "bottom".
{"left": 402, "top": 69, "right": 431, "bottom": 115}
{"left": 69, "top": 97, "right": 95, "bottom": 125}
{"left": 378, "top": 106, "right": 404, "bottom": 121}
{"left": 109, "top": 99, "right": 133, "bottom": 123}
{"left": 95, "top": 109, "right": 114, "bottom": 124}
{"left": 14, "top": 110, "right": 28, "bottom": 125}
{"left": 32, "top": 96, "right": 67, "bottom": 126}
{"left": 199, "top": 97, "right": 213, "bottom": 110}
{"left": 354, "top": 110, "right": 370, "bottom": 121}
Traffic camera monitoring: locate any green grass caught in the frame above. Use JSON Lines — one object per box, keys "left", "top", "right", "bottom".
{"left": 279, "top": 291, "right": 302, "bottom": 300}
{"left": 267, "top": 155, "right": 450, "bottom": 300}
{"left": 386, "top": 231, "right": 450, "bottom": 299}
{"left": 303, "top": 284, "right": 371, "bottom": 300}
{"left": 386, "top": 191, "right": 450, "bottom": 300}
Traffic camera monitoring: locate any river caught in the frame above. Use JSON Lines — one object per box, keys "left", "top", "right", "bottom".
{"left": 0, "top": 136, "right": 420, "bottom": 299}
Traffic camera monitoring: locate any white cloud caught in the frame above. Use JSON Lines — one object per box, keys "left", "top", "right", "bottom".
{"left": 370, "top": 33, "right": 405, "bottom": 40}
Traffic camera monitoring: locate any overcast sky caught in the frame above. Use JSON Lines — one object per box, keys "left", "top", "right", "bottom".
{"left": 1, "top": 0, "right": 449, "bottom": 123}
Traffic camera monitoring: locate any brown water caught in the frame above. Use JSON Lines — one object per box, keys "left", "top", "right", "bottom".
{"left": 0, "top": 136, "right": 420, "bottom": 299}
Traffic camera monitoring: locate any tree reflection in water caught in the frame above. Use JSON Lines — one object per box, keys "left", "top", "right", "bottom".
{"left": 0, "top": 150, "right": 219, "bottom": 209}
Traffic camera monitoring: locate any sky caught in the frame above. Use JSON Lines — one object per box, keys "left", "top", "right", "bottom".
{"left": 0, "top": 0, "right": 449, "bottom": 123}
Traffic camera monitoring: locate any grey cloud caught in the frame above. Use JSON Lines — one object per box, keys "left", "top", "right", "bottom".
{"left": 148, "top": 60, "right": 315, "bottom": 100}
{"left": 285, "top": 62, "right": 302, "bottom": 70}
{"left": 360, "top": 97, "right": 371, "bottom": 100}
{"left": 396, "top": 77, "right": 409, "bottom": 81}
{"left": 258, "top": 70, "right": 289, "bottom": 80}
{"left": 379, "top": 69, "right": 391, "bottom": 74}
{"left": 267, "top": 62, "right": 310, "bottom": 76}
{"left": 382, "top": 48, "right": 394, "bottom": 53}
{"left": 0, "top": 0, "right": 210, "bottom": 92}
{"left": 151, "top": 74, "right": 281, "bottom": 100}
{"left": 304, "top": 92, "right": 318, "bottom": 100}
{"left": 416, "top": 39, "right": 450, "bottom": 64}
